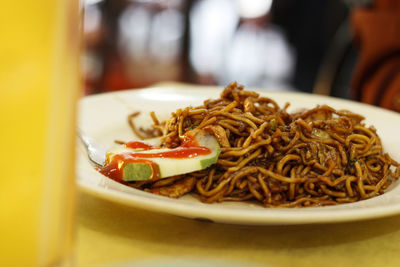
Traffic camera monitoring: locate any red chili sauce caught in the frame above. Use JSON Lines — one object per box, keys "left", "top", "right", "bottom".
{"left": 125, "top": 141, "right": 156, "bottom": 150}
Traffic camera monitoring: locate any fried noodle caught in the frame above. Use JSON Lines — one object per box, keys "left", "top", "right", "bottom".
{"left": 125, "top": 82, "right": 400, "bottom": 207}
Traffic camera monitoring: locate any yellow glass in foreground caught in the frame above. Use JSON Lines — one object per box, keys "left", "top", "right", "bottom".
{"left": 0, "top": 0, "right": 81, "bottom": 266}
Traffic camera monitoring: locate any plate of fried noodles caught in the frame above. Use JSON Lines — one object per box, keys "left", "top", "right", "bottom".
{"left": 77, "top": 82, "right": 400, "bottom": 225}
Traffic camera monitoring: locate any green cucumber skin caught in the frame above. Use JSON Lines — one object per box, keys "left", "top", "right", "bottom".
{"left": 123, "top": 163, "right": 153, "bottom": 181}
{"left": 200, "top": 145, "right": 221, "bottom": 169}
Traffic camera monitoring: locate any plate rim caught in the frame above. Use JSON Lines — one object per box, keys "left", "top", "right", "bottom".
{"left": 77, "top": 85, "right": 400, "bottom": 225}
{"left": 77, "top": 178, "right": 400, "bottom": 225}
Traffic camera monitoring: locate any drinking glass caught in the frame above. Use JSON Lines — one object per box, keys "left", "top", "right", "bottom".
{"left": 0, "top": 0, "right": 81, "bottom": 266}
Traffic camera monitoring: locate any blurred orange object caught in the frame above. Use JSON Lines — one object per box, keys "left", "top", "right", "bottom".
{"left": 351, "top": 0, "right": 400, "bottom": 111}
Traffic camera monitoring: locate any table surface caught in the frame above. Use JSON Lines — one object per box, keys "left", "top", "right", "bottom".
{"left": 76, "top": 191, "right": 400, "bottom": 267}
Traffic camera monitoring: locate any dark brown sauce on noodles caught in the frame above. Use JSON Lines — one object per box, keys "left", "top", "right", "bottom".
{"left": 121, "top": 82, "right": 400, "bottom": 207}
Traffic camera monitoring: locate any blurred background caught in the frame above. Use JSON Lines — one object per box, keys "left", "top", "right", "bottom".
{"left": 82, "top": 0, "right": 400, "bottom": 111}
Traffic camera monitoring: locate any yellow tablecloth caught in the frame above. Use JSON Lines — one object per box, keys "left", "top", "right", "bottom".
{"left": 76, "top": 191, "right": 400, "bottom": 267}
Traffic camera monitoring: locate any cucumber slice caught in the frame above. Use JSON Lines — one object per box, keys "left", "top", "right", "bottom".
{"left": 104, "top": 131, "right": 220, "bottom": 182}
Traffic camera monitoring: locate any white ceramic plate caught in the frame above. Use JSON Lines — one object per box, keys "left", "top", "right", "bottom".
{"left": 76, "top": 85, "right": 400, "bottom": 225}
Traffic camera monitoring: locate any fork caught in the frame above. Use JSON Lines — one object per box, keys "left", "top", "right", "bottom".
{"left": 77, "top": 129, "right": 106, "bottom": 167}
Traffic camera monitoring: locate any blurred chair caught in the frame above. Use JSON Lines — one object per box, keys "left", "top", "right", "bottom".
{"left": 312, "top": 17, "right": 358, "bottom": 99}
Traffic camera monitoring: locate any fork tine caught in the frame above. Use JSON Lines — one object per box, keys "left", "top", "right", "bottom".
{"left": 77, "top": 128, "right": 106, "bottom": 167}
